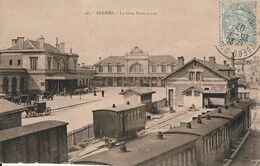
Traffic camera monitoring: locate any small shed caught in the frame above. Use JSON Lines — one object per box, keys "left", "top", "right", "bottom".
{"left": 93, "top": 103, "right": 146, "bottom": 138}
{"left": 182, "top": 86, "right": 203, "bottom": 108}
{"left": 0, "top": 99, "right": 26, "bottom": 131}
{"left": 120, "top": 88, "right": 156, "bottom": 105}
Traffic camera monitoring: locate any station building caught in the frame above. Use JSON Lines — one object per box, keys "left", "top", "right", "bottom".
{"left": 163, "top": 56, "right": 240, "bottom": 108}
{"left": 0, "top": 36, "right": 92, "bottom": 94}
{"left": 94, "top": 46, "right": 177, "bottom": 87}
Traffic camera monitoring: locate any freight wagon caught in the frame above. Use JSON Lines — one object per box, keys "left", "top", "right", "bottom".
{"left": 93, "top": 103, "right": 146, "bottom": 138}
{"left": 0, "top": 120, "right": 68, "bottom": 163}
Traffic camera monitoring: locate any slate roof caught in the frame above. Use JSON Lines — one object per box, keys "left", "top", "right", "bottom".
{"left": 95, "top": 55, "right": 177, "bottom": 65}
{"left": 73, "top": 133, "right": 198, "bottom": 166}
{"left": 163, "top": 58, "right": 240, "bottom": 81}
{"left": 5, "top": 39, "right": 77, "bottom": 56}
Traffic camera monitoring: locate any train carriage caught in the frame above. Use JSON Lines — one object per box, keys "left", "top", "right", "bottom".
{"left": 75, "top": 99, "right": 254, "bottom": 166}
{"left": 0, "top": 120, "right": 68, "bottom": 163}
{"left": 93, "top": 103, "right": 146, "bottom": 138}
{"left": 73, "top": 133, "right": 198, "bottom": 166}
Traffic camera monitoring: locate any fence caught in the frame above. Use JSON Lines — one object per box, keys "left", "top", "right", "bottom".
{"left": 238, "top": 92, "right": 250, "bottom": 99}
{"left": 67, "top": 124, "right": 94, "bottom": 150}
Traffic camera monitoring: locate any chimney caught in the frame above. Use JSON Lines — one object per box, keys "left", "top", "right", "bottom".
{"left": 209, "top": 56, "right": 216, "bottom": 68}
{"left": 127, "top": 101, "right": 130, "bottom": 105}
{"left": 177, "top": 56, "right": 184, "bottom": 68}
{"left": 225, "top": 105, "right": 228, "bottom": 109}
{"left": 231, "top": 52, "right": 235, "bottom": 68}
{"left": 17, "top": 37, "right": 24, "bottom": 49}
{"left": 82, "top": 63, "right": 85, "bottom": 67}
{"left": 11, "top": 39, "right": 17, "bottom": 46}
{"left": 224, "top": 60, "right": 227, "bottom": 66}
{"left": 218, "top": 107, "right": 222, "bottom": 113}
{"left": 99, "top": 57, "right": 102, "bottom": 61}
{"left": 112, "top": 104, "right": 116, "bottom": 108}
{"left": 70, "top": 48, "right": 73, "bottom": 54}
{"left": 59, "top": 42, "right": 65, "bottom": 53}
{"left": 37, "top": 37, "right": 44, "bottom": 49}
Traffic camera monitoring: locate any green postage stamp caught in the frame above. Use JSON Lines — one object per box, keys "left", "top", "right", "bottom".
{"left": 218, "top": 0, "right": 259, "bottom": 60}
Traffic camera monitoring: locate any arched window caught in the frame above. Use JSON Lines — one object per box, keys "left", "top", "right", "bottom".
{"left": 129, "top": 63, "right": 144, "bottom": 73}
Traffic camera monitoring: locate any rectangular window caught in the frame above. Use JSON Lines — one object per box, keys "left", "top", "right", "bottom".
{"left": 74, "top": 60, "right": 77, "bottom": 70}
{"left": 117, "top": 66, "right": 122, "bottom": 73}
{"left": 47, "top": 58, "right": 51, "bottom": 70}
{"left": 161, "top": 65, "right": 166, "bottom": 73}
{"left": 196, "top": 72, "right": 202, "bottom": 81}
{"left": 30, "top": 57, "right": 38, "bottom": 70}
{"left": 9, "top": 60, "right": 12, "bottom": 65}
{"left": 152, "top": 65, "right": 156, "bottom": 73}
{"left": 17, "top": 59, "right": 21, "bottom": 65}
{"left": 189, "top": 72, "right": 195, "bottom": 80}
{"left": 57, "top": 61, "right": 60, "bottom": 70}
{"left": 99, "top": 66, "right": 103, "bottom": 72}
{"left": 108, "top": 66, "right": 112, "bottom": 73}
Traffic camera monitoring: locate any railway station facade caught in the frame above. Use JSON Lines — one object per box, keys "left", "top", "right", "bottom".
{"left": 94, "top": 46, "right": 178, "bottom": 87}
{"left": 0, "top": 36, "right": 93, "bottom": 94}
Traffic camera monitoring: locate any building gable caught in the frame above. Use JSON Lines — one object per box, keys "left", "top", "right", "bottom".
{"left": 164, "top": 59, "right": 227, "bottom": 81}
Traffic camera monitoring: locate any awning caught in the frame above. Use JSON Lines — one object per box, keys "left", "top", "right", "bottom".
{"left": 45, "top": 75, "right": 78, "bottom": 80}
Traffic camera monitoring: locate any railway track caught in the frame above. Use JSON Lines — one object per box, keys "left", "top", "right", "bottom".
{"left": 144, "top": 110, "right": 206, "bottom": 134}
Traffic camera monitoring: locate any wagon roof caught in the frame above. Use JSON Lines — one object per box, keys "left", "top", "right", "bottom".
{"left": 93, "top": 103, "right": 145, "bottom": 112}
{"left": 0, "top": 120, "right": 68, "bottom": 142}
{"left": 74, "top": 133, "right": 198, "bottom": 166}
{"left": 203, "top": 99, "right": 252, "bottom": 119}
{"left": 0, "top": 99, "right": 26, "bottom": 116}
{"left": 120, "top": 88, "right": 156, "bottom": 96}
{"left": 166, "top": 117, "right": 229, "bottom": 136}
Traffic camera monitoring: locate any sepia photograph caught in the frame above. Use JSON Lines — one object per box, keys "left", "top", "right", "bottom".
{"left": 0, "top": 0, "right": 260, "bottom": 165}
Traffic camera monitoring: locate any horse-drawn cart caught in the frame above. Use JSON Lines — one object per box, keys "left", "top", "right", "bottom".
{"left": 26, "top": 102, "right": 52, "bottom": 117}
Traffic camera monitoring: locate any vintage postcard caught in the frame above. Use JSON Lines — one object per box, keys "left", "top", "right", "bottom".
{"left": 0, "top": 0, "right": 259, "bottom": 165}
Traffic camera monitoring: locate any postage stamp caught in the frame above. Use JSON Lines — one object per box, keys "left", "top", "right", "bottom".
{"left": 217, "top": 0, "right": 259, "bottom": 60}
{"left": 222, "top": 2, "right": 256, "bottom": 45}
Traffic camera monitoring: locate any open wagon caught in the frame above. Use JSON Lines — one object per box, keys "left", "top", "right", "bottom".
{"left": 26, "top": 102, "right": 52, "bottom": 117}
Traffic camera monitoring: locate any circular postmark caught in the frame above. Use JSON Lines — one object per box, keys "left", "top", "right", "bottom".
{"left": 216, "top": 1, "right": 260, "bottom": 60}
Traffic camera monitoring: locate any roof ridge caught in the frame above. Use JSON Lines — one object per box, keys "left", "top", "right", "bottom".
{"left": 26, "top": 39, "right": 36, "bottom": 49}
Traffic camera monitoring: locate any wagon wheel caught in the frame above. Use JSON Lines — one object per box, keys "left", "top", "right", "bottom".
{"left": 45, "top": 107, "right": 52, "bottom": 115}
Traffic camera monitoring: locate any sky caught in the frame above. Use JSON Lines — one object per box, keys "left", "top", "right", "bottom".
{"left": 0, "top": 0, "right": 259, "bottom": 65}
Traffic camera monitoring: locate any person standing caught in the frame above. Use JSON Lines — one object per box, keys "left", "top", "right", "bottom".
{"left": 101, "top": 90, "right": 104, "bottom": 97}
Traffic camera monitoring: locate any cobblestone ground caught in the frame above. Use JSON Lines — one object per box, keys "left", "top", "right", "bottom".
{"left": 22, "top": 87, "right": 166, "bottom": 132}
